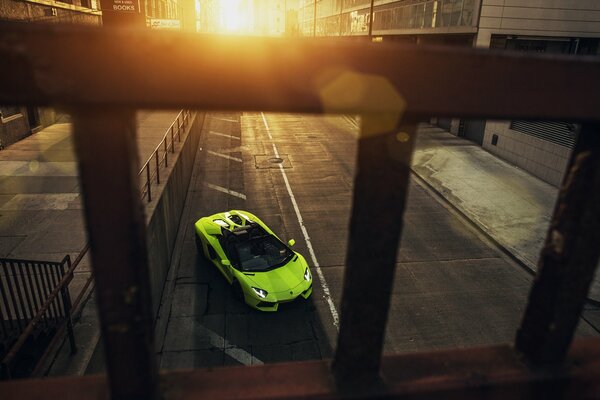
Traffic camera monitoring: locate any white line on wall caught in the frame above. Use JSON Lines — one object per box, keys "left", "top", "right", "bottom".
{"left": 260, "top": 112, "right": 340, "bottom": 331}
{"left": 205, "top": 183, "right": 247, "bottom": 200}
{"left": 207, "top": 150, "right": 243, "bottom": 163}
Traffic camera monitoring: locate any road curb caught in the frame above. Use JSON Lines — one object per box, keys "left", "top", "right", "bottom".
{"left": 409, "top": 166, "right": 600, "bottom": 307}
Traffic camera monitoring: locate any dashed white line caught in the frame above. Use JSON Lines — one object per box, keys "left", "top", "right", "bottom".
{"left": 207, "top": 150, "right": 243, "bottom": 163}
{"left": 197, "top": 326, "right": 263, "bottom": 366}
{"left": 205, "top": 183, "right": 247, "bottom": 200}
{"left": 209, "top": 131, "right": 241, "bottom": 140}
{"left": 260, "top": 112, "right": 340, "bottom": 330}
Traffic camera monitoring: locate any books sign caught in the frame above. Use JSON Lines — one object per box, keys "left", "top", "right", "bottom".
{"left": 103, "top": 0, "right": 140, "bottom": 13}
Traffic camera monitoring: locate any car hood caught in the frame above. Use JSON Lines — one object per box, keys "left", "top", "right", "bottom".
{"left": 243, "top": 255, "right": 307, "bottom": 294}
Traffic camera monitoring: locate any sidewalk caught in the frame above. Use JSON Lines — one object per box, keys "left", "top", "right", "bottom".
{"left": 412, "top": 123, "right": 600, "bottom": 302}
{"left": 0, "top": 109, "right": 181, "bottom": 320}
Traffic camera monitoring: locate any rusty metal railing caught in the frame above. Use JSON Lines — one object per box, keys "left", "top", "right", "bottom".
{"left": 0, "top": 21, "right": 599, "bottom": 399}
{"left": 0, "top": 256, "right": 75, "bottom": 379}
{"left": 138, "top": 109, "right": 191, "bottom": 202}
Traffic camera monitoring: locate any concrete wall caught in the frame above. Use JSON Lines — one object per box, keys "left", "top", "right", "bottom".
{"left": 477, "top": 0, "right": 600, "bottom": 47}
{"left": 145, "top": 112, "right": 205, "bottom": 317}
{"left": 482, "top": 120, "right": 571, "bottom": 187}
{"left": 0, "top": 108, "right": 30, "bottom": 149}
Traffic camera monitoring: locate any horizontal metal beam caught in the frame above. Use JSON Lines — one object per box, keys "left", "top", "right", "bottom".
{"left": 1, "top": 22, "right": 600, "bottom": 121}
{"left": 1, "top": 339, "right": 600, "bottom": 399}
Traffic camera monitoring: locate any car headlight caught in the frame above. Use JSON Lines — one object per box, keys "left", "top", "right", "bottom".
{"left": 304, "top": 267, "right": 311, "bottom": 281}
{"left": 251, "top": 287, "right": 268, "bottom": 299}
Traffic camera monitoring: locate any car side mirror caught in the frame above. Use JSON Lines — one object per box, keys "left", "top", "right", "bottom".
{"left": 221, "top": 259, "right": 231, "bottom": 266}
{"left": 288, "top": 239, "right": 295, "bottom": 247}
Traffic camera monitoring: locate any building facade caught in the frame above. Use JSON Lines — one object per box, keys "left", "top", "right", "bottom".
{"left": 294, "top": 0, "right": 600, "bottom": 187}
{"left": 197, "top": 0, "right": 285, "bottom": 36}
{"left": 476, "top": 1, "right": 600, "bottom": 187}
{"left": 0, "top": 0, "right": 190, "bottom": 149}
{"left": 0, "top": 0, "right": 101, "bottom": 148}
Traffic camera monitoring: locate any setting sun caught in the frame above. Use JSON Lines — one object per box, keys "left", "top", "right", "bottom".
{"left": 219, "top": 0, "right": 253, "bottom": 33}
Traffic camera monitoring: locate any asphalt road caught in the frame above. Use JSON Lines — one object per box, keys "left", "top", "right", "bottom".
{"left": 155, "top": 112, "right": 599, "bottom": 369}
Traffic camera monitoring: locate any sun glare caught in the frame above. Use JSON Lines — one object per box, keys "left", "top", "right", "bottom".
{"left": 219, "top": 0, "right": 252, "bottom": 34}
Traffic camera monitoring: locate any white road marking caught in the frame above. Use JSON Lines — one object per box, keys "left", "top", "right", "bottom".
{"left": 260, "top": 112, "right": 340, "bottom": 330}
{"left": 211, "top": 117, "right": 239, "bottom": 123}
{"left": 205, "top": 183, "right": 247, "bottom": 200}
{"left": 209, "top": 131, "right": 241, "bottom": 140}
{"left": 197, "top": 326, "right": 263, "bottom": 366}
{"left": 343, "top": 115, "right": 359, "bottom": 129}
{"left": 207, "top": 150, "right": 242, "bottom": 163}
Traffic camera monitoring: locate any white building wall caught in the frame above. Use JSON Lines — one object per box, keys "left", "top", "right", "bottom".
{"left": 477, "top": 0, "right": 600, "bottom": 47}
{"left": 482, "top": 121, "right": 571, "bottom": 187}
{"left": 474, "top": 1, "right": 599, "bottom": 186}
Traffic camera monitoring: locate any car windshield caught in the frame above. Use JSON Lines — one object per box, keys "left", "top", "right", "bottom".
{"left": 234, "top": 235, "right": 294, "bottom": 272}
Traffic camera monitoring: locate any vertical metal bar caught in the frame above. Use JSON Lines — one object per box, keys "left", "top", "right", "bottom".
{"left": 5, "top": 262, "right": 24, "bottom": 331}
{"left": 9, "top": 262, "right": 30, "bottom": 324}
{"left": 42, "top": 263, "right": 59, "bottom": 319}
{"left": 0, "top": 298, "right": 7, "bottom": 338}
{"left": 20, "top": 262, "right": 37, "bottom": 323}
{"left": 23, "top": 262, "right": 41, "bottom": 316}
{"left": 0, "top": 262, "right": 17, "bottom": 332}
{"left": 332, "top": 115, "right": 417, "bottom": 386}
{"left": 53, "top": 263, "right": 66, "bottom": 318}
{"left": 177, "top": 115, "right": 181, "bottom": 141}
{"left": 170, "top": 125, "right": 175, "bottom": 153}
{"left": 71, "top": 108, "right": 158, "bottom": 400}
{"left": 155, "top": 151, "right": 160, "bottom": 185}
{"left": 164, "top": 139, "right": 168, "bottom": 167}
{"left": 61, "top": 257, "right": 77, "bottom": 355}
{"left": 146, "top": 164, "right": 152, "bottom": 202}
{"left": 516, "top": 122, "right": 600, "bottom": 365}
{"left": 31, "top": 262, "right": 49, "bottom": 329}
{"left": 0, "top": 266, "right": 13, "bottom": 337}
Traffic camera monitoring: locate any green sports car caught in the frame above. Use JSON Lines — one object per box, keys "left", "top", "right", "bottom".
{"left": 194, "top": 210, "right": 313, "bottom": 311}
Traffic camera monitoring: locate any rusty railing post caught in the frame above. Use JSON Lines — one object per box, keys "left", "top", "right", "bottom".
{"left": 155, "top": 150, "right": 160, "bottom": 185}
{"left": 516, "top": 122, "right": 600, "bottom": 365}
{"left": 146, "top": 164, "right": 152, "bottom": 203}
{"left": 71, "top": 108, "right": 158, "bottom": 400}
{"left": 61, "top": 256, "right": 77, "bottom": 355}
{"left": 332, "top": 114, "right": 417, "bottom": 387}
{"left": 170, "top": 125, "right": 175, "bottom": 153}
{"left": 164, "top": 139, "right": 168, "bottom": 167}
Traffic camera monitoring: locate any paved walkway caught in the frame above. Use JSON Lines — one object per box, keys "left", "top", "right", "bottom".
{"left": 412, "top": 124, "right": 599, "bottom": 302}
{"left": 0, "top": 110, "right": 181, "bottom": 303}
